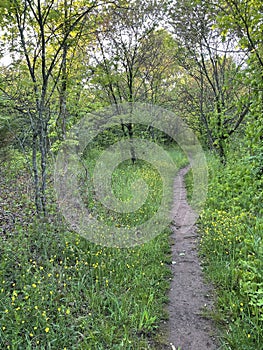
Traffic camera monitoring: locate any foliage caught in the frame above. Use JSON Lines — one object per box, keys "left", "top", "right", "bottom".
{"left": 0, "top": 0, "right": 263, "bottom": 348}
{"left": 168, "top": 0, "right": 251, "bottom": 160}
{"left": 198, "top": 154, "right": 263, "bottom": 349}
{"left": 0, "top": 147, "right": 187, "bottom": 349}
{"left": 0, "top": 223, "right": 171, "bottom": 349}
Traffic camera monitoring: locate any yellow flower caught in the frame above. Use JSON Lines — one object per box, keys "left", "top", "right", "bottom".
{"left": 45, "top": 327, "right": 50, "bottom": 333}
{"left": 66, "top": 309, "right": 70, "bottom": 315}
{"left": 32, "top": 283, "right": 37, "bottom": 288}
{"left": 248, "top": 334, "right": 251, "bottom": 338}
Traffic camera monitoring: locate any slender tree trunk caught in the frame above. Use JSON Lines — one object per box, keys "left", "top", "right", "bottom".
{"left": 32, "top": 127, "right": 41, "bottom": 213}
{"left": 57, "top": 42, "right": 68, "bottom": 140}
{"left": 39, "top": 113, "right": 47, "bottom": 215}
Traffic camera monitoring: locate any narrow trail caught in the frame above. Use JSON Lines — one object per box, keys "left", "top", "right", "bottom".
{"left": 167, "top": 165, "right": 218, "bottom": 350}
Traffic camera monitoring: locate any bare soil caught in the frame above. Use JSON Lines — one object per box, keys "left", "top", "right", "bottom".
{"left": 166, "top": 165, "right": 218, "bottom": 350}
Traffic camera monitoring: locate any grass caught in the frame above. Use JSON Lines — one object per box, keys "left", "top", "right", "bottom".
{"left": 0, "top": 221, "right": 171, "bottom": 349}
{"left": 0, "top": 144, "right": 188, "bottom": 349}
{"left": 197, "top": 153, "right": 263, "bottom": 349}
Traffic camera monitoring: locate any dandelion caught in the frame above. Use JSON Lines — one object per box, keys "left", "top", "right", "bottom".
{"left": 45, "top": 327, "right": 50, "bottom": 333}
{"left": 247, "top": 334, "right": 251, "bottom": 338}
{"left": 32, "top": 283, "right": 37, "bottom": 288}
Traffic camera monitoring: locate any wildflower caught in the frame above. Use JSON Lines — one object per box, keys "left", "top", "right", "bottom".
{"left": 45, "top": 327, "right": 50, "bottom": 333}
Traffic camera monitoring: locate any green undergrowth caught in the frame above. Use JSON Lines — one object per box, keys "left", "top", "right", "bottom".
{"left": 198, "top": 153, "right": 263, "bottom": 349}
{"left": 0, "top": 145, "right": 187, "bottom": 349}
{"left": 0, "top": 222, "right": 171, "bottom": 349}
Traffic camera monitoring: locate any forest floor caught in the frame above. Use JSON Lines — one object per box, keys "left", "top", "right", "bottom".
{"left": 165, "top": 165, "right": 218, "bottom": 350}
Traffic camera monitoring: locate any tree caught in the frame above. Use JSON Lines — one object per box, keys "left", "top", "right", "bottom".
{"left": 86, "top": 1, "right": 175, "bottom": 161}
{"left": 0, "top": 0, "right": 115, "bottom": 214}
{"left": 168, "top": 0, "right": 250, "bottom": 161}
{"left": 212, "top": 0, "right": 263, "bottom": 160}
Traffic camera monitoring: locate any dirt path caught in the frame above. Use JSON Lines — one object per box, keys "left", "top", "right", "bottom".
{"left": 167, "top": 165, "right": 218, "bottom": 350}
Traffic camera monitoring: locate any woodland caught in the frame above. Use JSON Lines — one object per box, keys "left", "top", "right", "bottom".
{"left": 0, "top": 0, "right": 262, "bottom": 349}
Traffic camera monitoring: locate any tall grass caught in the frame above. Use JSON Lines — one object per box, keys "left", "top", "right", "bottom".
{"left": 0, "top": 145, "right": 187, "bottom": 349}
{"left": 198, "top": 154, "right": 263, "bottom": 349}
